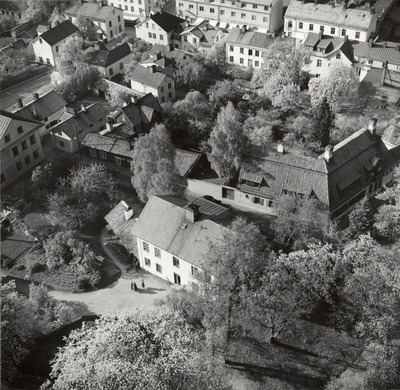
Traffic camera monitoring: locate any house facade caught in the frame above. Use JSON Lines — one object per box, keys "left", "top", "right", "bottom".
{"left": 0, "top": 110, "right": 44, "bottom": 188}
{"left": 31, "top": 20, "right": 79, "bottom": 66}
{"left": 175, "top": 0, "right": 283, "bottom": 33}
{"left": 49, "top": 103, "right": 109, "bottom": 153}
{"left": 7, "top": 90, "right": 67, "bottom": 138}
{"left": 132, "top": 195, "right": 230, "bottom": 289}
{"left": 130, "top": 65, "right": 175, "bottom": 103}
{"left": 65, "top": 2, "right": 125, "bottom": 41}
{"left": 107, "top": 0, "right": 161, "bottom": 20}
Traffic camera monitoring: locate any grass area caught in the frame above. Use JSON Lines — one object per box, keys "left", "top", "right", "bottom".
{"left": 1, "top": 233, "right": 34, "bottom": 266}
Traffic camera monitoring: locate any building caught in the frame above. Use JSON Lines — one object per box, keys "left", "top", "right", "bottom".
{"left": 111, "top": 92, "right": 163, "bottom": 134}
{"left": 132, "top": 195, "right": 231, "bottom": 289}
{"left": 140, "top": 52, "right": 175, "bottom": 77}
{"left": 107, "top": 0, "right": 161, "bottom": 21}
{"left": 0, "top": 110, "right": 44, "bottom": 188}
{"left": 135, "top": 11, "right": 185, "bottom": 46}
{"left": 49, "top": 103, "right": 109, "bottom": 154}
{"left": 225, "top": 27, "right": 277, "bottom": 68}
{"left": 130, "top": 64, "right": 175, "bottom": 103}
{"left": 64, "top": 2, "right": 125, "bottom": 41}
{"left": 83, "top": 41, "right": 132, "bottom": 80}
{"left": 31, "top": 20, "right": 79, "bottom": 66}
{"left": 187, "top": 119, "right": 400, "bottom": 223}
{"left": 302, "top": 32, "right": 355, "bottom": 77}
{"left": 284, "top": 0, "right": 395, "bottom": 42}
{"left": 174, "top": 149, "right": 209, "bottom": 178}
{"left": 7, "top": 90, "right": 67, "bottom": 138}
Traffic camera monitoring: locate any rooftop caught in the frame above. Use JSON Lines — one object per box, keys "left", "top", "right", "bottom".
{"left": 35, "top": 20, "right": 79, "bottom": 46}
{"left": 174, "top": 149, "right": 202, "bottom": 177}
{"left": 65, "top": 2, "right": 121, "bottom": 21}
{"left": 149, "top": 12, "right": 185, "bottom": 32}
{"left": 84, "top": 42, "right": 131, "bottom": 67}
{"left": 353, "top": 40, "right": 400, "bottom": 65}
{"left": 129, "top": 65, "right": 169, "bottom": 88}
{"left": 226, "top": 28, "right": 278, "bottom": 49}
{"left": 82, "top": 133, "right": 135, "bottom": 159}
{"left": 0, "top": 110, "right": 41, "bottom": 139}
{"left": 303, "top": 33, "right": 355, "bottom": 61}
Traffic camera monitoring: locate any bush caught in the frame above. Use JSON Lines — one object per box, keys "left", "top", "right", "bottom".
{"left": 1, "top": 256, "right": 14, "bottom": 269}
{"left": 30, "top": 262, "right": 47, "bottom": 274}
{"left": 0, "top": 64, "right": 50, "bottom": 90}
{"left": 16, "top": 264, "right": 26, "bottom": 271}
{"left": 75, "top": 277, "right": 92, "bottom": 292}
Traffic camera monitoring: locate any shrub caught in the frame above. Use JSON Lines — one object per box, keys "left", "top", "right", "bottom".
{"left": 30, "top": 262, "right": 47, "bottom": 274}
{"left": 1, "top": 256, "right": 14, "bottom": 269}
{"left": 16, "top": 264, "right": 25, "bottom": 271}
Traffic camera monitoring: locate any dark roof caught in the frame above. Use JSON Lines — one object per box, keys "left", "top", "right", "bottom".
{"left": 50, "top": 103, "right": 108, "bottom": 138}
{"left": 174, "top": 149, "right": 202, "bottom": 177}
{"left": 65, "top": 2, "right": 120, "bottom": 21}
{"left": 37, "top": 20, "right": 79, "bottom": 46}
{"left": 0, "top": 38, "right": 26, "bottom": 56}
{"left": 82, "top": 133, "right": 135, "bottom": 158}
{"left": 104, "top": 200, "right": 137, "bottom": 252}
{"left": 132, "top": 195, "right": 229, "bottom": 268}
{"left": 150, "top": 12, "right": 185, "bottom": 33}
{"left": 84, "top": 42, "right": 131, "bottom": 67}
{"left": 0, "top": 110, "right": 40, "bottom": 139}
{"left": 353, "top": 40, "right": 400, "bottom": 65}
{"left": 129, "top": 65, "right": 169, "bottom": 88}
{"left": 8, "top": 90, "right": 66, "bottom": 122}
{"left": 226, "top": 28, "right": 279, "bottom": 50}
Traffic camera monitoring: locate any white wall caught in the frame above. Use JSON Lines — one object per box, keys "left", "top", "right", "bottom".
{"left": 226, "top": 43, "right": 265, "bottom": 68}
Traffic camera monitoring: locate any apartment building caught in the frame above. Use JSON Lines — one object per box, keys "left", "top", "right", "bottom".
{"left": 107, "top": 0, "right": 162, "bottom": 20}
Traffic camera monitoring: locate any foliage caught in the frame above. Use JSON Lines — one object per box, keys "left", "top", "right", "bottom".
{"left": 126, "top": 37, "right": 153, "bottom": 62}
{"left": 46, "top": 306, "right": 226, "bottom": 390}
{"left": 345, "top": 199, "right": 373, "bottom": 239}
{"left": 325, "top": 370, "right": 367, "bottom": 390}
{"left": 331, "top": 114, "right": 369, "bottom": 144}
{"left": 203, "top": 41, "right": 226, "bottom": 72}
{"left": 207, "top": 79, "right": 243, "bottom": 109}
{"left": 311, "top": 96, "right": 334, "bottom": 147}
{"left": 0, "top": 14, "right": 17, "bottom": 33}
{"left": 207, "top": 102, "right": 246, "bottom": 179}
{"left": 175, "top": 58, "right": 207, "bottom": 90}
{"left": 76, "top": 15, "right": 97, "bottom": 41}
{"left": 308, "top": 62, "right": 359, "bottom": 112}
{"left": 123, "top": 59, "right": 139, "bottom": 84}
{"left": 131, "top": 124, "right": 186, "bottom": 202}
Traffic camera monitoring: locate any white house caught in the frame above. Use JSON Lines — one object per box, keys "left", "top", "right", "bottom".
{"left": 65, "top": 2, "right": 125, "bottom": 41}
{"left": 107, "top": 0, "right": 163, "bottom": 20}
{"left": 132, "top": 195, "right": 231, "bottom": 290}
{"left": 31, "top": 20, "right": 79, "bottom": 66}
{"left": 130, "top": 64, "right": 175, "bottom": 103}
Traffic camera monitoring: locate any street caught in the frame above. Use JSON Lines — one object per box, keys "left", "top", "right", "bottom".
{"left": 0, "top": 72, "right": 53, "bottom": 110}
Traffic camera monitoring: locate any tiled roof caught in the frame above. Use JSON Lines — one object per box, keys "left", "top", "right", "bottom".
{"left": 104, "top": 201, "right": 137, "bottom": 252}
{"left": 0, "top": 110, "right": 40, "bottom": 139}
{"left": 84, "top": 42, "right": 131, "bottom": 67}
{"left": 106, "top": 123, "right": 136, "bottom": 139}
{"left": 149, "top": 44, "right": 192, "bottom": 62}
{"left": 353, "top": 41, "right": 400, "bottom": 65}
{"left": 149, "top": 12, "right": 185, "bottom": 32}
{"left": 132, "top": 195, "right": 229, "bottom": 268}
{"left": 174, "top": 149, "right": 202, "bottom": 177}
{"left": 285, "top": 0, "right": 374, "bottom": 30}
{"left": 65, "top": 2, "right": 120, "bottom": 21}
{"left": 226, "top": 28, "right": 277, "bottom": 49}
{"left": 8, "top": 90, "right": 66, "bottom": 122}
{"left": 50, "top": 103, "right": 108, "bottom": 138}
{"left": 382, "top": 116, "right": 400, "bottom": 147}
{"left": 130, "top": 65, "right": 168, "bottom": 88}
{"left": 36, "top": 20, "right": 78, "bottom": 46}
{"left": 82, "top": 133, "right": 135, "bottom": 158}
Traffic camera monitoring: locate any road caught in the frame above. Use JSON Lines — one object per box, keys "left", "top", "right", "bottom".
{"left": 0, "top": 72, "right": 53, "bottom": 110}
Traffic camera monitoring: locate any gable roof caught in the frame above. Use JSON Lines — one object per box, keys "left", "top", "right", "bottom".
{"left": 149, "top": 12, "right": 185, "bottom": 33}
{"left": 84, "top": 42, "right": 131, "bottom": 67}
{"left": 36, "top": 20, "right": 79, "bottom": 46}
{"left": 65, "top": 2, "right": 121, "bottom": 21}
{"left": 174, "top": 149, "right": 202, "bottom": 177}
{"left": 49, "top": 103, "right": 108, "bottom": 138}
{"left": 8, "top": 90, "right": 66, "bottom": 122}
{"left": 104, "top": 200, "right": 137, "bottom": 252}
{"left": 226, "top": 28, "right": 278, "bottom": 50}
{"left": 132, "top": 195, "right": 229, "bottom": 268}
{"left": 382, "top": 116, "right": 400, "bottom": 148}
{"left": 82, "top": 133, "right": 135, "bottom": 158}
{"left": 129, "top": 65, "right": 169, "bottom": 88}
{"left": 0, "top": 110, "right": 41, "bottom": 139}
{"left": 353, "top": 40, "right": 400, "bottom": 65}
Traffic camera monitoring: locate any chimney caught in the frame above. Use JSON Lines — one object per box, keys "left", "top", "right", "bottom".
{"left": 80, "top": 104, "right": 87, "bottom": 113}
{"left": 95, "top": 41, "right": 101, "bottom": 50}
{"left": 344, "top": 35, "right": 348, "bottom": 41}
{"left": 156, "top": 50, "right": 162, "bottom": 60}
{"left": 342, "top": 1, "right": 347, "bottom": 10}
{"left": 106, "top": 119, "right": 113, "bottom": 132}
{"left": 124, "top": 207, "right": 134, "bottom": 221}
{"left": 17, "top": 97, "right": 23, "bottom": 108}
{"left": 131, "top": 95, "right": 138, "bottom": 104}
{"left": 277, "top": 143, "right": 284, "bottom": 153}
{"left": 368, "top": 39, "right": 373, "bottom": 47}
{"left": 168, "top": 43, "right": 174, "bottom": 52}
{"left": 382, "top": 41, "right": 387, "bottom": 48}
{"left": 47, "top": 25, "right": 51, "bottom": 31}
{"left": 241, "top": 25, "right": 246, "bottom": 33}
{"left": 33, "top": 92, "right": 39, "bottom": 100}
{"left": 396, "top": 43, "right": 400, "bottom": 51}
{"left": 318, "top": 31, "right": 323, "bottom": 41}
{"left": 368, "top": 118, "right": 377, "bottom": 134}
{"left": 185, "top": 21, "right": 189, "bottom": 28}
{"left": 56, "top": 20, "right": 60, "bottom": 26}
{"left": 73, "top": 108, "right": 78, "bottom": 117}
{"left": 324, "top": 145, "right": 333, "bottom": 163}
{"left": 185, "top": 203, "right": 200, "bottom": 223}
{"left": 149, "top": 65, "right": 157, "bottom": 73}
{"left": 314, "top": 0, "right": 318, "bottom": 4}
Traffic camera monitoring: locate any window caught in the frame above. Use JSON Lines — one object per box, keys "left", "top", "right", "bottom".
{"left": 56, "top": 45, "right": 59, "bottom": 53}
{"left": 355, "top": 31, "right": 360, "bottom": 39}
{"left": 288, "top": 20, "right": 292, "bottom": 28}
{"left": 124, "top": 5, "right": 128, "bottom": 10}
{"left": 145, "top": 258, "right": 151, "bottom": 267}
{"left": 253, "top": 3, "right": 257, "bottom": 8}
{"left": 183, "top": 35, "right": 187, "bottom": 41}
{"left": 210, "top": 7, "right": 215, "bottom": 13}
{"left": 161, "top": 86, "right": 164, "bottom": 93}
{"left": 89, "top": 148, "right": 96, "bottom": 157}
{"left": 59, "top": 141, "right": 65, "bottom": 147}
{"left": 317, "top": 59, "right": 322, "bottom": 67}
{"left": 331, "top": 27, "right": 335, "bottom": 34}
{"left": 131, "top": 6, "right": 134, "bottom": 11}
{"left": 341, "top": 29, "right": 346, "bottom": 36}
{"left": 255, "top": 60, "right": 259, "bottom": 67}
{"left": 100, "top": 151, "right": 107, "bottom": 159}
{"left": 189, "top": 4, "right": 194, "bottom": 8}
{"left": 368, "top": 59, "right": 373, "bottom": 65}
{"left": 39, "top": 56, "right": 43, "bottom": 63}
{"left": 152, "top": 33, "right": 156, "bottom": 38}
{"left": 173, "top": 257, "right": 180, "bottom": 268}
{"left": 146, "top": 22, "right": 149, "bottom": 28}
{"left": 25, "top": 155, "right": 31, "bottom": 165}
{"left": 191, "top": 265, "right": 199, "bottom": 277}
{"left": 336, "top": 53, "right": 341, "bottom": 59}
{"left": 220, "top": 9, "right": 225, "bottom": 14}
{"left": 30, "top": 134, "right": 36, "bottom": 145}
{"left": 160, "top": 34, "right": 163, "bottom": 40}
{"left": 168, "top": 92, "right": 172, "bottom": 98}
{"left": 309, "top": 24, "right": 314, "bottom": 31}
{"left": 109, "top": 21, "right": 112, "bottom": 27}
{"left": 21, "top": 140, "right": 27, "bottom": 150}
{"left": 222, "top": 187, "right": 234, "bottom": 199}
{"left": 248, "top": 49, "right": 253, "bottom": 55}
{"left": 231, "top": 11, "right": 236, "bottom": 16}
{"left": 174, "top": 273, "right": 181, "bottom": 285}
{"left": 1, "top": 173, "right": 5, "bottom": 183}
{"left": 110, "top": 30, "right": 113, "bottom": 38}
{"left": 46, "top": 58, "right": 50, "bottom": 65}
{"left": 199, "top": 6, "right": 204, "bottom": 11}
{"left": 12, "top": 146, "right": 19, "bottom": 157}
{"left": 156, "top": 263, "right": 162, "bottom": 273}
{"left": 320, "top": 25, "right": 324, "bottom": 33}
{"left": 168, "top": 82, "right": 171, "bottom": 89}
{"left": 263, "top": 16, "right": 267, "bottom": 22}
{"left": 39, "top": 38, "right": 42, "bottom": 44}
{"left": 229, "top": 55, "right": 234, "bottom": 62}
{"left": 240, "top": 58, "right": 244, "bottom": 64}
{"left": 148, "top": 32, "right": 152, "bottom": 38}
{"left": 255, "top": 50, "right": 260, "bottom": 56}
{"left": 193, "top": 37, "right": 197, "bottom": 43}
{"left": 33, "top": 149, "right": 39, "bottom": 159}
{"left": 16, "top": 161, "right": 22, "bottom": 171}
{"left": 252, "top": 15, "right": 256, "bottom": 20}
{"left": 240, "top": 47, "right": 244, "bottom": 54}
{"left": 253, "top": 197, "right": 264, "bottom": 205}
{"left": 299, "top": 22, "right": 303, "bottom": 29}
{"left": 118, "top": 15, "right": 121, "bottom": 22}
{"left": 230, "top": 45, "right": 233, "bottom": 52}
{"left": 241, "top": 13, "right": 246, "bottom": 18}
{"left": 119, "top": 25, "right": 122, "bottom": 33}
{"left": 154, "top": 247, "right": 161, "bottom": 258}
{"left": 5, "top": 134, "right": 10, "bottom": 143}
{"left": 115, "top": 157, "right": 121, "bottom": 165}
{"left": 109, "top": 68, "right": 113, "bottom": 76}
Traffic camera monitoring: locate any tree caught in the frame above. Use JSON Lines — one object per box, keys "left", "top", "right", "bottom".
{"left": 345, "top": 199, "right": 373, "bottom": 240}
{"left": 46, "top": 306, "right": 226, "bottom": 390}
{"left": 123, "top": 59, "right": 139, "bottom": 84}
{"left": 56, "top": 36, "right": 85, "bottom": 75}
{"left": 125, "top": 37, "right": 153, "bottom": 62}
{"left": 203, "top": 41, "right": 226, "bottom": 72}
{"left": 207, "top": 80, "right": 243, "bottom": 109}
{"left": 131, "top": 124, "right": 186, "bottom": 202}
{"left": 176, "top": 59, "right": 207, "bottom": 90}
{"left": 331, "top": 114, "right": 369, "bottom": 144}
{"left": 325, "top": 370, "right": 367, "bottom": 390}
{"left": 0, "top": 14, "right": 17, "bottom": 33}
{"left": 207, "top": 102, "right": 247, "bottom": 179}
{"left": 76, "top": 15, "right": 97, "bottom": 41}
{"left": 48, "top": 6, "right": 66, "bottom": 25}
{"left": 311, "top": 96, "right": 334, "bottom": 147}
{"left": 308, "top": 62, "right": 359, "bottom": 112}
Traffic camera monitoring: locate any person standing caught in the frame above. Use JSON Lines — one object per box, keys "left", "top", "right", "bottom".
{"left": 133, "top": 282, "right": 138, "bottom": 292}
{"left": 130, "top": 281, "right": 133, "bottom": 290}
{"left": 141, "top": 279, "right": 145, "bottom": 289}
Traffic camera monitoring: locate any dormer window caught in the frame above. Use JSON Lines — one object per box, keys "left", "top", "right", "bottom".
{"left": 39, "top": 38, "right": 42, "bottom": 44}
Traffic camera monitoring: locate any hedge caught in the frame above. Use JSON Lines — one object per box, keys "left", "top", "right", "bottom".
{"left": 0, "top": 64, "right": 51, "bottom": 90}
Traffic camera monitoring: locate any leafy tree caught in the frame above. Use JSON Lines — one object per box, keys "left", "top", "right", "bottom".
{"left": 331, "top": 114, "right": 369, "bottom": 144}
{"left": 123, "top": 59, "right": 139, "bottom": 84}
{"left": 46, "top": 306, "right": 226, "bottom": 390}
{"left": 176, "top": 59, "right": 207, "bottom": 90}
{"left": 308, "top": 62, "right": 359, "bottom": 112}
{"left": 131, "top": 124, "right": 186, "bottom": 202}
{"left": 0, "top": 14, "right": 17, "bottom": 33}
{"left": 56, "top": 36, "right": 85, "bottom": 75}
{"left": 345, "top": 199, "right": 373, "bottom": 240}
{"left": 125, "top": 37, "right": 152, "bottom": 61}
{"left": 207, "top": 102, "right": 247, "bottom": 179}
{"left": 311, "top": 96, "right": 334, "bottom": 147}
{"left": 48, "top": 6, "right": 66, "bottom": 25}
{"left": 207, "top": 79, "right": 243, "bottom": 109}
{"left": 76, "top": 15, "right": 97, "bottom": 41}
{"left": 203, "top": 41, "right": 226, "bottom": 72}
